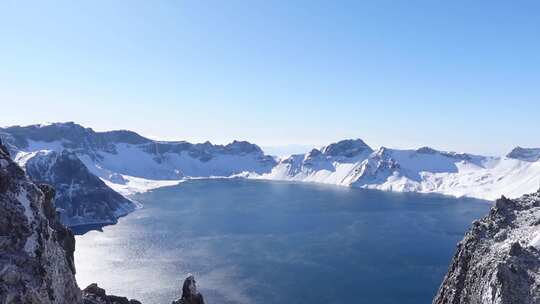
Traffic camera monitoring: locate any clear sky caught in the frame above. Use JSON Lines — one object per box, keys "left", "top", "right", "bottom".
{"left": 1, "top": 1, "right": 539, "bottom": 156}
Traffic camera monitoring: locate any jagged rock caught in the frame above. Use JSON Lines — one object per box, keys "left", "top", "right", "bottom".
{"left": 24, "top": 150, "right": 135, "bottom": 227}
{"left": 0, "top": 122, "right": 276, "bottom": 170}
{"left": 82, "top": 283, "right": 141, "bottom": 304}
{"left": 433, "top": 189, "right": 540, "bottom": 304}
{"left": 0, "top": 139, "right": 141, "bottom": 304}
{"left": 321, "top": 139, "right": 373, "bottom": 158}
{"left": 0, "top": 139, "right": 81, "bottom": 304}
{"left": 507, "top": 147, "right": 540, "bottom": 162}
{"left": 0, "top": 122, "right": 277, "bottom": 226}
{"left": 0, "top": 122, "right": 147, "bottom": 158}
{"left": 171, "top": 275, "right": 205, "bottom": 304}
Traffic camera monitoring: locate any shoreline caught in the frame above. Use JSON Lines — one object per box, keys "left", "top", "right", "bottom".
{"left": 72, "top": 174, "right": 501, "bottom": 235}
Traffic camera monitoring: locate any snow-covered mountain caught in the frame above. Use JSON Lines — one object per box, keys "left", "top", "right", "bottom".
{"left": 0, "top": 122, "right": 276, "bottom": 190}
{"left": 23, "top": 150, "right": 135, "bottom": 227}
{"left": 2, "top": 122, "right": 539, "bottom": 210}
{"left": 0, "top": 122, "right": 277, "bottom": 226}
{"left": 262, "top": 139, "right": 374, "bottom": 185}
{"left": 261, "top": 141, "right": 540, "bottom": 200}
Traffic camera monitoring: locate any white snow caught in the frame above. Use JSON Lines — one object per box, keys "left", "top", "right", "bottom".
{"left": 94, "top": 143, "right": 271, "bottom": 179}
{"left": 10, "top": 138, "right": 540, "bottom": 202}
{"left": 530, "top": 229, "right": 540, "bottom": 249}
{"left": 13, "top": 139, "right": 273, "bottom": 196}
{"left": 260, "top": 147, "right": 540, "bottom": 201}
{"left": 101, "top": 175, "right": 183, "bottom": 196}
{"left": 14, "top": 151, "right": 41, "bottom": 167}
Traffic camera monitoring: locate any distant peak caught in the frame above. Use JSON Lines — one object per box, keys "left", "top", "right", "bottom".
{"left": 321, "top": 139, "right": 372, "bottom": 158}
{"left": 506, "top": 147, "right": 540, "bottom": 162}
{"left": 224, "top": 140, "right": 263, "bottom": 154}
{"left": 416, "top": 146, "right": 438, "bottom": 154}
{"left": 6, "top": 121, "right": 85, "bottom": 130}
{"left": 52, "top": 121, "right": 76, "bottom": 126}
{"left": 307, "top": 148, "right": 322, "bottom": 157}
{"left": 38, "top": 121, "right": 85, "bottom": 129}
{"left": 373, "top": 146, "right": 391, "bottom": 157}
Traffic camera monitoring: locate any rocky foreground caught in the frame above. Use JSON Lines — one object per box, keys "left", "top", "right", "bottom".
{"left": 0, "top": 136, "right": 207, "bottom": 303}
{"left": 0, "top": 139, "right": 141, "bottom": 304}
{"left": 433, "top": 190, "right": 540, "bottom": 303}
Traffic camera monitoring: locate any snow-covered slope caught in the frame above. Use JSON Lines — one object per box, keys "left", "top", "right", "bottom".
{"left": 261, "top": 142, "right": 540, "bottom": 200}
{"left": 0, "top": 122, "right": 277, "bottom": 226}
{"left": 24, "top": 150, "right": 136, "bottom": 227}
{"left": 263, "top": 139, "right": 374, "bottom": 185}
{"left": 1, "top": 122, "right": 539, "bottom": 202}
{"left": 0, "top": 122, "right": 277, "bottom": 194}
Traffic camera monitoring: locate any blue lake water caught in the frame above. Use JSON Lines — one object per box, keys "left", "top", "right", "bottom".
{"left": 75, "top": 179, "right": 491, "bottom": 304}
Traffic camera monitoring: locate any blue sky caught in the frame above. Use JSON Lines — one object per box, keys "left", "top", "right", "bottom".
{"left": 1, "top": 1, "right": 538, "bottom": 155}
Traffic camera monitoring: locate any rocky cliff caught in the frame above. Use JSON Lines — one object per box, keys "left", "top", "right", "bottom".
{"left": 0, "top": 139, "right": 140, "bottom": 304}
{"left": 24, "top": 150, "right": 135, "bottom": 227}
{"left": 0, "top": 122, "right": 277, "bottom": 226}
{"left": 433, "top": 190, "right": 540, "bottom": 304}
{"left": 0, "top": 139, "right": 81, "bottom": 303}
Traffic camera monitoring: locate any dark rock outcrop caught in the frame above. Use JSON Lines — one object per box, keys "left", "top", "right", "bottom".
{"left": 83, "top": 283, "right": 141, "bottom": 304}
{"left": 507, "top": 146, "right": 540, "bottom": 162}
{"left": 433, "top": 190, "right": 540, "bottom": 304}
{"left": 0, "top": 139, "right": 81, "bottom": 303}
{"left": 321, "top": 139, "right": 373, "bottom": 158}
{"left": 0, "top": 122, "right": 276, "bottom": 165}
{"left": 24, "top": 150, "right": 135, "bottom": 227}
{"left": 0, "top": 122, "right": 148, "bottom": 158}
{"left": 172, "top": 275, "right": 205, "bottom": 304}
{"left": 0, "top": 139, "right": 141, "bottom": 304}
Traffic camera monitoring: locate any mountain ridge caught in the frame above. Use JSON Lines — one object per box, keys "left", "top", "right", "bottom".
{"left": 1, "top": 122, "right": 539, "bottom": 228}
{"left": 0, "top": 122, "right": 278, "bottom": 226}
{"left": 263, "top": 141, "right": 540, "bottom": 200}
